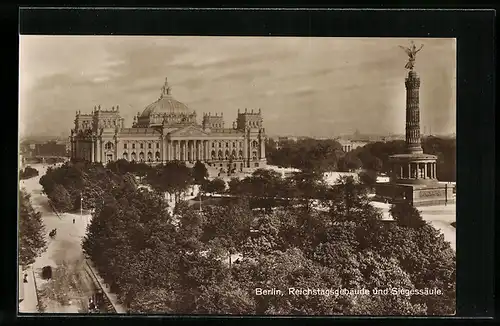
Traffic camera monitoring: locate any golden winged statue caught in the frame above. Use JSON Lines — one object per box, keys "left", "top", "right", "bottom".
{"left": 399, "top": 40, "right": 424, "bottom": 71}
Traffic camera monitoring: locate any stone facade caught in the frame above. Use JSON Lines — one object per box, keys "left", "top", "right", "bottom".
{"left": 70, "top": 78, "right": 267, "bottom": 170}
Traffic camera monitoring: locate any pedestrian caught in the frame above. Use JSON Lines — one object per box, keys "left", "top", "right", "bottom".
{"left": 23, "top": 273, "right": 28, "bottom": 283}
{"left": 73, "top": 218, "right": 75, "bottom": 224}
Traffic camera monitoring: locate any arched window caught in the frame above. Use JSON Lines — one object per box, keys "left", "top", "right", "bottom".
{"left": 211, "top": 150, "right": 216, "bottom": 160}
{"left": 147, "top": 152, "right": 153, "bottom": 162}
{"left": 231, "top": 149, "right": 236, "bottom": 159}
{"left": 218, "top": 150, "right": 223, "bottom": 159}
{"left": 139, "top": 152, "right": 145, "bottom": 162}
{"left": 252, "top": 140, "right": 258, "bottom": 148}
{"left": 252, "top": 150, "right": 258, "bottom": 160}
{"left": 226, "top": 142, "right": 229, "bottom": 148}
{"left": 225, "top": 150, "right": 230, "bottom": 159}
{"left": 105, "top": 142, "right": 114, "bottom": 150}
{"left": 123, "top": 153, "right": 128, "bottom": 161}
{"left": 131, "top": 152, "right": 137, "bottom": 161}
{"left": 132, "top": 143, "right": 136, "bottom": 149}
{"left": 155, "top": 151, "right": 160, "bottom": 161}
{"left": 238, "top": 150, "right": 243, "bottom": 159}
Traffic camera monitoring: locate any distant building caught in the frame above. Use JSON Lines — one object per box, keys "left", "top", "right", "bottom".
{"left": 33, "top": 141, "right": 67, "bottom": 157}
{"left": 275, "top": 136, "right": 298, "bottom": 150}
{"left": 337, "top": 139, "right": 369, "bottom": 152}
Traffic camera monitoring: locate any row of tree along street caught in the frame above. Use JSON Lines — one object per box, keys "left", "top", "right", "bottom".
{"left": 265, "top": 136, "right": 456, "bottom": 182}
{"left": 37, "top": 158, "right": 455, "bottom": 315}
{"left": 19, "top": 165, "right": 48, "bottom": 269}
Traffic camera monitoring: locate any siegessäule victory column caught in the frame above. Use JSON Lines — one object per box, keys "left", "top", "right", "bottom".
{"left": 375, "top": 41, "right": 454, "bottom": 206}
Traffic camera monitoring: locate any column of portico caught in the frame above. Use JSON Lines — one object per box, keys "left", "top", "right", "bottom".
{"left": 424, "top": 163, "right": 428, "bottom": 179}
{"left": 183, "top": 141, "right": 187, "bottom": 161}
{"left": 160, "top": 136, "right": 164, "bottom": 163}
{"left": 202, "top": 140, "right": 207, "bottom": 161}
{"left": 166, "top": 140, "right": 171, "bottom": 162}
{"left": 207, "top": 140, "right": 213, "bottom": 161}
{"left": 191, "top": 140, "right": 195, "bottom": 162}
{"left": 91, "top": 139, "right": 95, "bottom": 162}
{"left": 97, "top": 138, "right": 102, "bottom": 163}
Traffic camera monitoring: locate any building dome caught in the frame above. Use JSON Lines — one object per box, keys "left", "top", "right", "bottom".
{"left": 140, "top": 78, "right": 191, "bottom": 118}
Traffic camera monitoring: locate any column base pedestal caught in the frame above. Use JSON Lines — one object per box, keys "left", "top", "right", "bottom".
{"left": 375, "top": 182, "right": 455, "bottom": 207}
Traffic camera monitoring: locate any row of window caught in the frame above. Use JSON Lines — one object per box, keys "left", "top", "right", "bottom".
{"left": 105, "top": 140, "right": 260, "bottom": 151}
{"left": 122, "top": 143, "right": 160, "bottom": 150}
{"left": 119, "top": 150, "right": 259, "bottom": 162}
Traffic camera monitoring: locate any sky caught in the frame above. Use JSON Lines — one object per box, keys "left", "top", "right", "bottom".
{"left": 19, "top": 36, "right": 456, "bottom": 139}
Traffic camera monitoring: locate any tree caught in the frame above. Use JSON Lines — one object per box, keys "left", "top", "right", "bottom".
{"left": 20, "top": 166, "right": 39, "bottom": 180}
{"left": 203, "top": 178, "right": 226, "bottom": 194}
{"left": 389, "top": 201, "right": 425, "bottom": 228}
{"left": 19, "top": 189, "right": 47, "bottom": 266}
{"left": 358, "top": 170, "right": 377, "bottom": 187}
{"left": 339, "top": 153, "right": 362, "bottom": 172}
{"left": 232, "top": 248, "right": 344, "bottom": 315}
{"left": 192, "top": 161, "right": 209, "bottom": 184}
{"left": 287, "top": 170, "right": 324, "bottom": 211}
{"left": 370, "top": 157, "right": 383, "bottom": 172}
{"left": 227, "top": 177, "right": 242, "bottom": 194}
{"left": 145, "top": 162, "right": 193, "bottom": 202}
{"left": 49, "top": 184, "right": 74, "bottom": 212}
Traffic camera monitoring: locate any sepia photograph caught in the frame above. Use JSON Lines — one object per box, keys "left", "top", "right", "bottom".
{"left": 18, "top": 35, "right": 456, "bottom": 316}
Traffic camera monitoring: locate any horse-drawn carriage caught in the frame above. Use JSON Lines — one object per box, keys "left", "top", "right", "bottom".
{"left": 49, "top": 228, "right": 57, "bottom": 238}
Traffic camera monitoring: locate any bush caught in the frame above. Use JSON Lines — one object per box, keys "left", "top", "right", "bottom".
{"left": 41, "top": 266, "right": 52, "bottom": 280}
{"left": 20, "top": 166, "right": 39, "bottom": 180}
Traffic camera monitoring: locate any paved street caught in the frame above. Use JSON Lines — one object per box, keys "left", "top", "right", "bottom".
{"left": 20, "top": 164, "right": 97, "bottom": 313}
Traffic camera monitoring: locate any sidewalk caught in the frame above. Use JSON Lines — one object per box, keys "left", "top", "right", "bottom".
{"left": 84, "top": 260, "right": 127, "bottom": 313}
{"left": 18, "top": 266, "right": 39, "bottom": 313}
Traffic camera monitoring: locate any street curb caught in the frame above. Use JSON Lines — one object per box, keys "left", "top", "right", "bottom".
{"left": 83, "top": 259, "right": 125, "bottom": 313}
{"left": 31, "top": 266, "right": 41, "bottom": 311}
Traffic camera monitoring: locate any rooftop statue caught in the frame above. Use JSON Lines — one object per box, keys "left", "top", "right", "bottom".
{"left": 399, "top": 40, "right": 424, "bottom": 71}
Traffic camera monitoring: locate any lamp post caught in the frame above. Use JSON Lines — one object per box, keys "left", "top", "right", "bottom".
{"left": 199, "top": 188, "right": 202, "bottom": 214}
{"left": 80, "top": 192, "right": 83, "bottom": 222}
